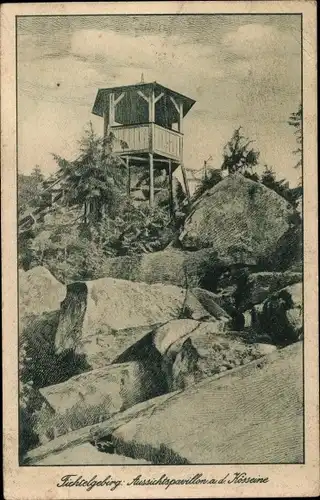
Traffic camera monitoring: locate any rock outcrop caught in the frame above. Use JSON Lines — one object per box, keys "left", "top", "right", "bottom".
{"left": 251, "top": 282, "right": 303, "bottom": 345}
{"left": 215, "top": 271, "right": 302, "bottom": 313}
{"left": 191, "top": 288, "right": 231, "bottom": 320}
{"left": 179, "top": 173, "right": 295, "bottom": 265}
{"left": 19, "top": 266, "right": 65, "bottom": 329}
{"left": 153, "top": 319, "right": 277, "bottom": 391}
{"left": 27, "top": 342, "right": 303, "bottom": 466}
{"left": 244, "top": 271, "right": 302, "bottom": 309}
{"left": 115, "top": 318, "right": 276, "bottom": 392}
{"left": 33, "top": 442, "right": 151, "bottom": 465}
{"left": 36, "top": 362, "right": 152, "bottom": 442}
{"left": 112, "top": 342, "right": 303, "bottom": 464}
{"left": 92, "top": 248, "right": 243, "bottom": 289}
{"left": 54, "top": 278, "right": 214, "bottom": 368}
{"left": 264, "top": 221, "right": 303, "bottom": 272}
{"left": 114, "top": 319, "right": 227, "bottom": 392}
{"left": 25, "top": 392, "right": 178, "bottom": 465}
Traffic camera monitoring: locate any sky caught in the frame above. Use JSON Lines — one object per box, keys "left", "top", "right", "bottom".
{"left": 17, "top": 14, "right": 302, "bottom": 187}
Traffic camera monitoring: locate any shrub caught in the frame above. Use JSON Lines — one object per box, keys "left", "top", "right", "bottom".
{"left": 193, "top": 169, "right": 223, "bottom": 201}
{"left": 19, "top": 382, "right": 43, "bottom": 462}
{"left": 19, "top": 310, "right": 91, "bottom": 460}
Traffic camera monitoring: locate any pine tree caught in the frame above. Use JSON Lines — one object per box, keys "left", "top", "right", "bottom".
{"left": 221, "top": 127, "right": 260, "bottom": 175}
{"left": 288, "top": 104, "right": 302, "bottom": 170}
{"left": 52, "top": 123, "right": 127, "bottom": 223}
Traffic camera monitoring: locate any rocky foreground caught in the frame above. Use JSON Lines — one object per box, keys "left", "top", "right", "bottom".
{"left": 26, "top": 342, "right": 302, "bottom": 465}
{"left": 19, "top": 174, "right": 303, "bottom": 465}
{"left": 20, "top": 267, "right": 303, "bottom": 465}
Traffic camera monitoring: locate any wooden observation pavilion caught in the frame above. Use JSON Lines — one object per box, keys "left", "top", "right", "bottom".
{"left": 92, "top": 81, "right": 195, "bottom": 208}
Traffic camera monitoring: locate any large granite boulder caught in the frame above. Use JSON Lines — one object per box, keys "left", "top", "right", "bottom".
{"left": 217, "top": 270, "right": 302, "bottom": 314}
{"left": 265, "top": 221, "right": 303, "bottom": 272}
{"left": 114, "top": 318, "right": 228, "bottom": 394}
{"left": 89, "top": 250, "right": 188, "bottom": 286}
{"left": 27, "top": 343, "right": 303, "bottom": 466}
{"left": 153, "top": 319, "right": 225, "bottom": 356}
{"left": 54, "top": 278, "right": 213, "bottom": 368}
{"left": 112, "top": 342, "right": 303, "bottom": 464}
{"left": 116, "top": 318, "right": 276, "bottom": 393}
{"left": 251, "top": 282, "right": 303, "bottom": 345}
{"left": 19, "top": 266, "right": 65, "bottom": 329}
{"left": 179, "top": 173, "right": 295, "bottom": 265}
{"left": 244, "top": 271, "right": 302, "bottom": 309}
{"left": 35, "top": 362, "right": 151, "bottom": 443}
{"left": 208, "top": 269, "right": 302, "bottom": 316}
{"left": 153, "top": 319, "right": 277, "bottom": 391}
{"left": 93, "top": 248, "right": 240, "bottom": 290}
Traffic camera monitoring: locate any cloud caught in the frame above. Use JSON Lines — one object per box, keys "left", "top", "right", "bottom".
{"left": 222, "top": 23, "right": 301, "bottom": 89}
{"left": 18, "top": 94, "right": 102, "bottom": 175}
{"left": 17, "top": 29, "right": 69, "bottom": 63}
{"left": 223, "top": 23, "right": 300, "bottom": 57}
{"left": 70, "top": 29, "right": 225, "bottom": 95}
{"left": 18, "top": 55, "right": 108, "bottom": 110}
{"left": 71, "top": 29, "right": 217, "bottom": 66}
{"left": 220, "top": 23, "right": 301, "bottom": 124}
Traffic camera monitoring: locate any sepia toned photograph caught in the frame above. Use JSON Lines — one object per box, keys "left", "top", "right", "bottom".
{"left": 1, "top": 1, "right": 318, "bottom": 499}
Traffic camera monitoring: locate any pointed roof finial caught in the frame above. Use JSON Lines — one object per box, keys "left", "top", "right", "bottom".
{"left": 141, "top": 73, "right": 144, "bottom": 83}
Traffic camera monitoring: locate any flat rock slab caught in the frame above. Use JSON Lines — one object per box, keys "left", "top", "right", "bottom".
{"left": 166, "top": 330, "right": 277, "bottom": 391}
{"left": 151, "top": 319, "right": 276, "bottom": 391}
{"left": 37, "top": 362, "right": 151, "bottom": 441}
{"left": 54, "top": 277, "right": 214, "bottom": 368}
{"left": 191, "top": 288, "right": 231, "bottom": 320}
{"left": 90, "top": 248, "right": 255, "bottom": 289}
{"left": 113, "top": 342, "right": 303, "bottom": 464}
{"left": 25, "top": 392, "right": 178, "bottom": 465}
{"left": 34, "top": 442, "right": 151, "bottom": 465}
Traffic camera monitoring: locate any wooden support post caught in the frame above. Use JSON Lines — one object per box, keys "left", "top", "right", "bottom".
{"left": 104, "top": 117, "right": 112, "bottom": 153}
{"left": 103, "top": 94, "right": 111, "bottom": 152}
{"left": 179, "top": 101, "right": 184, "bottom": 134}
{"left": 101, "top": 203, "right": 105, "bottom": 218}
{"left": 103, "top": 110, "right": 109, "bottom": 137}
{"left": 149, "top": 88, "right": 155, "bottom": 122}
{"left": 170, "top": 95, "right": 183, "bottom": 133}
{"left": 168, "top": 160, "right": 174, "bottom": 218}
{"left": 149, "top": 153, "right": 154, "bottom": 207}
{"left": 84, "top": 201, "right": 89, "bottom": 224}
{"left": 126, "top": 156, "right": 131, "bottom": 197}
{"left": 109, "top": 93, "right": 115, "bottom": 126}
{"left": 181, "top": 164, "right": 191, "bottom": 202}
